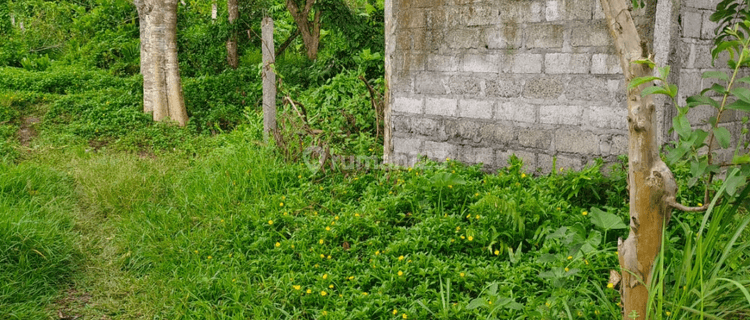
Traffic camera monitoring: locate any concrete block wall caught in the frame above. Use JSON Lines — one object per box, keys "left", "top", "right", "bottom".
{"left": 385, "top": 0, "right": 743, "bottom": 173}
{"left": 677, "top": 0, "right": 750, "bottom": 163}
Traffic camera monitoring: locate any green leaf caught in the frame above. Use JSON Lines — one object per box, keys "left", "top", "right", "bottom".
{"left": 732, "top": 153, "right": 750, "bottom": 165}
{"left": 628, "top": 76, "right": 660, "bottom": 90}
{"left": 736, "top": 76, "right": 750, "bottom": 86}
{"left": 686, "top": 95, "right": 720, "bottom": 108}
{"left": 714, "top": 126, "right": 731, "bottom": 148}
{"left": 724, "top": 172, "right": 746, "bottom": 196}
{"left": 631, "top": 59, "right": 656, "bottom": 68}
{"left": 589, "top": 207, "right": 628, "bottom": 231}
{"left": 702, "top": 70, "right": 729, "bottom": 82}
{"left": 725, "top": 99, "right": 750, "bottom": 112}
{"left": 641, "top": 86, "right": 671, "bottom": 97}
{"left": 537, "top": 254, "right": 557, "bottom": 263}
{"left": 658, "top": 65, "right": 671, "bottom": 79}
{"left": 701, "top": 83, "right": 728, "bottom": 95}
{"left": 732, "top": 87, "right": 750, "bottom": 103}
{"left": 466, "top": 298, "right": 488, "bottom": 310}
{"left": 547, "top": 227, "right": 567, "bottom": 239}
{"left": 673, "top": 114, "right": 692, "bottom": 139}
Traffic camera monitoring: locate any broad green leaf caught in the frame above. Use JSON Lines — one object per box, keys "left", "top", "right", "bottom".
{"left": 641, "top": 86, "right": 671, "bottom": 97}
{"left": 589, "top": 207, "right": 628, "bottom": 231}
{"left": 547, "top": 227, "right": 567, "bottom": 239}
{"left": 731, "top": 87, "right": 750, "bottom": 103}
{"left": 725, "top": 99, "right": 750, "bottom": 112}
{"left": 686, "top": 95, "right": 720, "bottom": 108}
{"left": 724, "top": 172, "right": 746, "bottom": 196}
{"left": 714, "top": 126, "right": 731, "bottom": 148}
{"left": 701, "top": 83, "right": 728, "bottom": 95}
{"left": 658, "top": 65, "right": 671, "bottom": 79}
{"left": 691, "top": 129, "right": 709, "bottom": 148}
{"left": 668, "top": 84, "right": 679, "bottom": 98}
{"left": 673, "top": 114, "right": 692, "bottom": 139}
{"left": 733, "top": 153, "right": 750, "bottom": 164}
{"left": 737, "top": 76, "right": 750, "bottom": 86}
{"left": 702, "top": 70, "right": 729, "bottom": 82}
{"left": 665, "top": 144, "right": 690, "bottom": 164}
{"left": 537, "top": 254, "right": 557, "bottom": 263}
{"left": 628, "top": 76, "right": 660, "bottom": 90}
{"left": 466, "top": 298, "right": 488, "bottom": 310}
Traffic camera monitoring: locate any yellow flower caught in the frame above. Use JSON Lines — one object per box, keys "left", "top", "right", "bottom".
{"left": 666, "top": 311, "right": 672, "bottom": 316}
{"left": 494, "top": 250, "right": 499, "bottom": 255}
{"left": 375, "top": 250, "right": 380, "bottom": 255}
{"left": 320, "top": 291, "right": 327, "bottom": 296}
{"left": 607, "top": 283, "right": 614, "bottom": 289}
{"left": 326, "top": 226, "right": 331, "bottom": 231}
{"left": 275, "top": 242, "right": 281, "bottom": 247}
{"left": 398, "top": 255, "right": 405, "bottom": 261}
{"left": 459, "top": 272, "right": 465, "bottom": 277}
{"left": 545, "top": 301, "right": 551, "bottom": 307}
{"left": 298, "top": 175, "right": 302, "bottom": 179}
{"left": 279, "top": 202, "right": 284, "bottom": 207}
{"left": 475, "top": 215, "right": 480, "bottom": 219}
{"left": 456, "top": 226, "right": 461, "bottom": 231}
{"left": 582, "top": 211, "right": 588, "bottom": 216}
{"left": 452, "top": 170, "right": 455, "bottom": 173}
{"left": 698, "top": 202, "right": 703, "bottom": 207}
{"left": 564, "top": 267, "right": 569, "bottom": 272}
{"left": 393, "top": 309, "right": 398, "bottom": 315}
{"left": 220, "top": 219, "right": 224, "bottom": 223}
{"left": 281, "top": 196, "right": 286, "bottom": 200}
{"left": 348, "top": 276, "right": 355, "bottom": 280}
{"left": 322, "top": 274, "right": 328, "bottom": 279}
{"left": 293, "top": 285, "right": 301, "bottom": 290}
{"left": 362, "top": 292, "right": 368, "bottom": 295}
{"left": 446, "top": 157, "right": 450, "bottom": 161}
{"left": 194, "top": 250, "right": 198, "bottom": 254}
{"left": 448, "top": 185, "right": 452, "bottom": 189}
{"left": 319, "top": 239, "right": 324, "bottom": 245}
{"left": 595, "top": 310, "right": 600, "bottom": 315}
{"left": 327, "top": 255, "right": 331, "bottom": 259}
{"left": 334, "top": 216, "right": 339, "bottom": 220}
{"left": 567, "top": 255, "right": 573, "bottom": 260}
{"left": 329, "top": 284, "right": 334, "bottom": 289}
{"left": 577, "top": 311, "right": 583, "bottom": 317}
{"left": 402, "top": 313, "right": 408, "bottom": 319}
{"left": 207, "top": 256, "right": 212, "bottom": 259}
{"left": 584, "top": 260, "right": 589, "bottom": 265}
{"left": 398, "top": 271, "right": 403, "bottom": 276}
{"left": 468, "top": 236, "right": 474, "bottom": 241}
{"left": 307, "top": 289, "right": 312, "bottom": 294}
{"left": 460, "top": 235, "right": 465, "bottom": 239}
{"left": 521, "top": 173, "right": 527, "bottom": 178}
{"left": 355, "top": 213, "right": 360, "bottom": 217}
{"left": 474, "top": 193, "right": 479, "bottom": 196}
{"left": 322, "top": 311, "right": 327, "bottom": 316}
{"left": 268, "top": 220, "right": 274, "bottom": 225}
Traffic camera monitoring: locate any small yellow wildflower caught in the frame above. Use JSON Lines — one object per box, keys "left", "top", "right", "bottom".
{"left": 521, "top": 173, "right": 527, "bottom": 178}
{"left": 320, "top": 254, "right": 325, "bottom": 258}
{"left": 398, "top": 271, "right": 403, "bottom": 276}
{"left": 293, "top": 285, "right": 301, "bottom": 290}
{"left": 319, "top": 239, "right": 324, "bottom": 245}
{"left": 475, "top": 192, "right": 479, "bottom": 196}
{"left": 279, "top": 202, "right": 284, "bottom": 207}
{"left": 452, "top": 170, "right": 455, "bottom": 173}
{"left": 545, "top": 301, "right": 551, "bottom": 307}
{"left": 298, "top": 175, "right": 302, "bottom": 179}
{"left": 322, "top": 274, "right": 328, "bottom": 279}
{"left": 322, "top": 311, "right": 328, "bottom": 316}
{"left": 207, "top": 256, "right": 212, "bottom": 259}
{"left": 448, "top": 185, "right": 452, "bottom": 189}
{"left": 446, "top": 157, "right": 450, "bottom": 161}
{"left": 375, "top": 250, "right": 380, "bottom": 255}
{"left": 275, "top": 242, "right": 281, "bottom": 247}
{"left": 281, "top": 196, "right": 286, "bottom": 200}
{"left": 320, "top": 291, "right": 327, "bottom": 296}
{"left": 584, "top": 260, "right": 589, "bottom": 265}
{"left": 475, "top": 215, "right": 480, "bottom": 219}
{"left": 459, "top": 272, "right": 465, "bottom": 277}
{"left": 268, "top": 220, "right": 274, "bottom": 225}
{"left": 564, "top": 267, "right": 569, "bottom": 272}
{"left": 567, "top": 255, "right": 573, "bottom": 260}
{"left": 349, "top": 276, "right": 355, "bottom": 280}
{"left": 582, "top": 211, "right": 588, "bottom": 216}
{"left": 456, "top": 226, "right": 461, "bottom": 231}
{"left": 327, "top": 255, "right": 331, "bottom": 259}
{"left": 220, "top": 219, "right": 224, "bottom": 223}
{"left": 326, "top": 226, "right": 331, "bottom": 231}
{"left": 398, "top": 255, "right": 405, "bottom": 261}
{"left": 334, "top": 216, "right": 339, "bottom": 220}
{"left": 460, "top": 235, "right": 465, "bottom": 239}
{"left": 494, "top": 250, "right": 499, "bottom": 255}
{"left": 194, "top": 250, "right": 198, "bottom": 254}
{"left": 607, "top": 283, "right": 614, "bottom": 289}
{"left": 666, "top": 311, "right": 672, "bottom": 316}
{"left": 450, "top": 239, "right": 455, "bottom": 242}
{"left": 355, "top": 213, "right": 360, "bottom": 217}
{"left": 362, "top": 292, "right": 368, "bottom": 295}
{"left": 329, "top": 284, "right": 334, "bottom": 289}
{"left": 307, "top": 289, "right": 312, "bottom": 294}
{"left": 698, "top": 202, "right": 703, "bottom": 207}
{"left": 595, "top": 310, "right": 600, "bottom": 315}
{"left": 402, "top": 314, "right": 408, "bottom": 319}
{"left": 468, "top": 236, "right": 474, "bottom": 241}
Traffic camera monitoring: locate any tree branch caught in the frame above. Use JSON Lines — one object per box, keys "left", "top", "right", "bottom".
{"left": 275, "top": 29, "right": 300, "bottom": 58}
{"left": 666, "top": 197, "right": 707, "bottom": 212}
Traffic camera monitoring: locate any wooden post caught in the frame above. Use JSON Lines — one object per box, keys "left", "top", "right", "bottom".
{"left": 262, "top": 17, "right": 276, "bottom": 141}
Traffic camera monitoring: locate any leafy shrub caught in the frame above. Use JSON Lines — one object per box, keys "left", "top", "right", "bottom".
{"left": 0, "top": 66, "right": 140, "bottom": 94}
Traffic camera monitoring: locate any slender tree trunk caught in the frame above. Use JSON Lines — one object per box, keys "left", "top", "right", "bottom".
{"left": 286, "top": 0, "right": 320, "bottom": 60}
{"left": 164, "top": 0, "right": 188, "bottom": 126}
{"left": 135, "top": 0, "right": 188, "bottom": 127}
{"left": 226, "top": 0, "right": 239, "bottom": 69}
{"left": 599, "top": 0, "right": 677, "bottom": 318}
{"left": 262, "top": 17, "right": 276, "bottom": 140}
{"left": 211, "top": 0, "right": 217, "bottom": 22}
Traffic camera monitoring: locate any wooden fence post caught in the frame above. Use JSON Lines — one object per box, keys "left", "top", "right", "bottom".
{"left": 261, "top": 17, "right": 276, "bottom": 141}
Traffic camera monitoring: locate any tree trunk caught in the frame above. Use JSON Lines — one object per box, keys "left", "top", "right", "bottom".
{"left": 285, "top": 0, "right": 320, "bottom": 60}
{"left": 135, "top": 0, "right": 188, "bottom": 127}
{"left": 262, "top": 17, "right": 276, "bottom": 140}
{"left": 599, "top": 0, "right": 677, "bottom": 318}
{"left": 227, "top": 0, "right": 238, "bottom": 69}
{"left": 211, "top": 0, "right": 217, "bottom": 22}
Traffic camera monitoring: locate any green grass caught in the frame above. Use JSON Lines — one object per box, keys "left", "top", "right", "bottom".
{"left": 0, "top": 67, "right": 747, "bottom": 319}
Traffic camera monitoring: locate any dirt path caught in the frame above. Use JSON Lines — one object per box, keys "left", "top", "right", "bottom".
{"left": 17, "top": 116, "right": 39, "bottom": 146}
